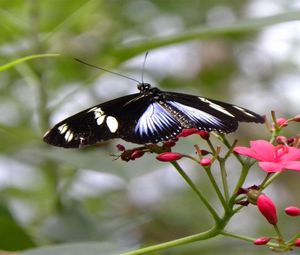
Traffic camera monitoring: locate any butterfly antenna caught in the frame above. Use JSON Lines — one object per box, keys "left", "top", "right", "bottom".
{"left": 141, "top": 51, "right": 149, "bottom": 84}
{"left": 74, "top": 58, "right": 140, "bottom": 84}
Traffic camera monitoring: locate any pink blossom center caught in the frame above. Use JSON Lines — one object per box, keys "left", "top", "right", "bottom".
{"left": 273, "top": 145, "right": 289, "bottom": 162}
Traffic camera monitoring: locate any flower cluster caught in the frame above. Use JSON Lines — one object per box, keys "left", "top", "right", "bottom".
{"left": 113, "top": 113, "right": 300, "bottom": 253}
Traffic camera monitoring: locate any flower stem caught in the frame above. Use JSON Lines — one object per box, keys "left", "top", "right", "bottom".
{"left": 220, "top": 230, "right": 255, "bottom": 242}
{"left": 218, "top": 158, "right": 230, "bottom": 202}
{"left": 121, "top": 226, "right": 219, "bottom": 255}
{"left": 231, "top": 158, "right": 253, "bottom": 196}
{"left": 170, "top": 161, "right": 220, "bottom": 222}
{"left": 205, "top": 168, "right": 228, "bottom": 210}
{"left": 273, "top": 224, "right": 284, "bottom": 244}
{"left": 262, "top": 171, "right": 283, "bottom": 188}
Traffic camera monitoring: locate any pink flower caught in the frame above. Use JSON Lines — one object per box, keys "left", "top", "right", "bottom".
{"left": 234, "top": 140, "right": 300, "bottom": 173}
{"left": 257, "top": 194, "right": 278, "bottom": 225}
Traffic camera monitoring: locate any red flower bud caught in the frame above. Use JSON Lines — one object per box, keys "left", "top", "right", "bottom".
{"left": 287, "top": 137, "right": 295, "bottom": 145}
{"left": 116, "top": 144, "right": 125, "bottom": 151}
{"left": 156, "top": 152, "right": 183, "bottom": 162}
{"left": 292, "top": 114, "right": 300, "bottom": 122}
{"left": 197, "top": 131, "right": 210, "bottom": 140}
{"left": 294, "top": 238, "right": 300, "bottom": 247}
{"left": 276, "top": 135, "right": 287, "bottom": 144}
{"left": 285, "top": 206, "right": 300, "bottom": 216}
{"left": 130, "top": 150, "right": 144, "bottom": 160}
{"left": 200, "top": 158, "right": 212, "bottom": 166}
{"left": 163, "top": 140, "right": 177, "bottom": 148}
{"left": 257, "top": 194, "right": 278, "bottom": 225}
{"left": 276, "top": 117, "right": 288, "bottom": 127}
{"left": 253, "top": 236, "right": 271, "bottom": 245}
{"left": 177, "top": 128, "right": 198, "bottom": 138}
{"left": 199, "top": 149, "right": 210, "bottom": 156}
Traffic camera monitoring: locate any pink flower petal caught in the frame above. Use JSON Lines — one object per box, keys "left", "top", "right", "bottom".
{"left": 234, "top": 146, "right": 260, "bottom": 159}
{"left": 281, "top": 161, "right": 300, "bottom": 171}
{"left": 258, "top": 162, "right": 284, "bottom": 173}
{"left": 250, "top": 140, "right": 275, "bottom": 161}
{"left": 280, "top": 147, "right": 300, "bottom": 161}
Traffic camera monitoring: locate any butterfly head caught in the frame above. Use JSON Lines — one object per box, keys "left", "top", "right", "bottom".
{"left": 137, "top": 83, "right": 151, "bottom": 92}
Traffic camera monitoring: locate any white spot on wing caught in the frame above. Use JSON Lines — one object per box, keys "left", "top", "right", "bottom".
{"left": 58, "top": 124, "right": 68, "bottom": 134}
{"left": 91, "top": 107, "right": 106, "bottom": 126}
{"left": 106, "top": 116, "right": 118, "bottom": 133}
{"left": 97, "top": 115, "right": 106, "bottom": 125}
{"left": 199, "top": 98, "right": 234, "bottom": 117}
{"left": 64, "top": 130, "right": 74, "bottom": 142}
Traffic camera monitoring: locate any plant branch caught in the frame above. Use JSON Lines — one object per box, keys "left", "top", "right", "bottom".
{"left": 171, "top": 161, "right": 220, "bottom": 222}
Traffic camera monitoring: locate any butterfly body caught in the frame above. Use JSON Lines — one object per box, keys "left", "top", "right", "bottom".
{"left": 43, "top": 83, "right": 264, "bottom": 148}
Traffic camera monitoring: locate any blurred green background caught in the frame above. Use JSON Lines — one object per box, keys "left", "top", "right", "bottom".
{"left": 1, "top": 0, "right": 300, "bottom": 254}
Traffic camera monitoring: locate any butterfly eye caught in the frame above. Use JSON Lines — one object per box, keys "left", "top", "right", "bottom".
{"left": 138, "top": 83, "right": 151, "bottom": 92}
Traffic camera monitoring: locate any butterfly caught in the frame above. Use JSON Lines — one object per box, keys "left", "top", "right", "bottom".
{"left": 43, "top": 81, "right": 265, "bottom": 148}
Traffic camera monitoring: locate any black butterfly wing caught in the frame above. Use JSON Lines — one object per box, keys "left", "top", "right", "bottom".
{"left": 43, "top": 93, "right": 142, "bottom": 148}
{"left": 44, "top": 87, "right": 265, "bottom": 148}
{"left": 161, "top": 91, "right": 264, "bottom": 133}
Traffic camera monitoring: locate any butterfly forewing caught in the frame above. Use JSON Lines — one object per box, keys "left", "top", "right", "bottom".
{"left": 43, "top": 93, "right": 141, "bottom": 148}
{"left": 163, "top": 91, "right": 264, "bottom": 131}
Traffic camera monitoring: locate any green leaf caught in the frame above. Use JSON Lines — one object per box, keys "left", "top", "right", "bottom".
{"left": 0, "top": 203, "right": 35, "bottom": 251}
{"left": 114, "top": 10, "right": 300, "bottom": 60}
{"left": 0, "top": 54, "right": 60, "bottom": 72}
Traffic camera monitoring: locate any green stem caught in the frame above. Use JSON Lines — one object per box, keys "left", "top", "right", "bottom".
{"left": 205, "top": 168, "right": 228, "bottom": 210}
{"left": 273, "top": 224, "right": 284, "bottom": 244}
{"left": 121, "top": 226, "right": 219, "bottom": 255}
{"left": 170, "top": 161, "right": 220, "bottom": 222}
{"left": 262, "top": 171, "right": 283, "bottom": 188}
{"left": 231, "top": 158, "right": 254, "bottom": 196}
{"left": 288, "top": 230, "right": 300, "bottom": 244}
{"left": 259, "top": 173, "right": 272, "bottom": 189}
{"left": 220, "top": 230, "right": 255, "bottom": 242}
{"left": 220, "top": 230, "right": 280, "bottom": 249}
{"left": 219, "top": 159, "right": 230, "bottom": 202}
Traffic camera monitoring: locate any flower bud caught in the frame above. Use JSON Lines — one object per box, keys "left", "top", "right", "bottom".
{"left": 257, "top": 194, "right": 278, "bottom": 225}
{"left": 130, "top": 150, "right": 144, "bottom": 160}
{"left": 276, "top": 118, "right": 288, "bottom": 127}
{"left": 163, "top": 140, "right": 176, "bottom": 148}
{"left": 200, "top": 158, "right": 212, "bottom": 166}
{"left": 197, "top": 131, "right": 210, "bottom": 140}
{"left": 294, "top": 238, "right": 300, "bottom": 247}
{"left": 199, "top": 149, "right": 210, "bottom": 156}
{"left": 156, "top": 152, "right": 183, "bottom": 162}
{"left": 292, "top": 114, "right": 300, "bottom": 122}
{"left": 177, "top": 128, "right": 198, "bottom": 138}
{"left": 116, "top": 144, "right": 125, "bottom": 151}
{"left": 276, "top": 135, "right": 287, "bottom": 144}
{"left": 285, "top": 206, "right": 300, "bottom": 216}
{"left": 253, "top": 236, "right": 271, "bottom": 245}
{"left": 287, "top": 137, "right": 295, "bottom": 145}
